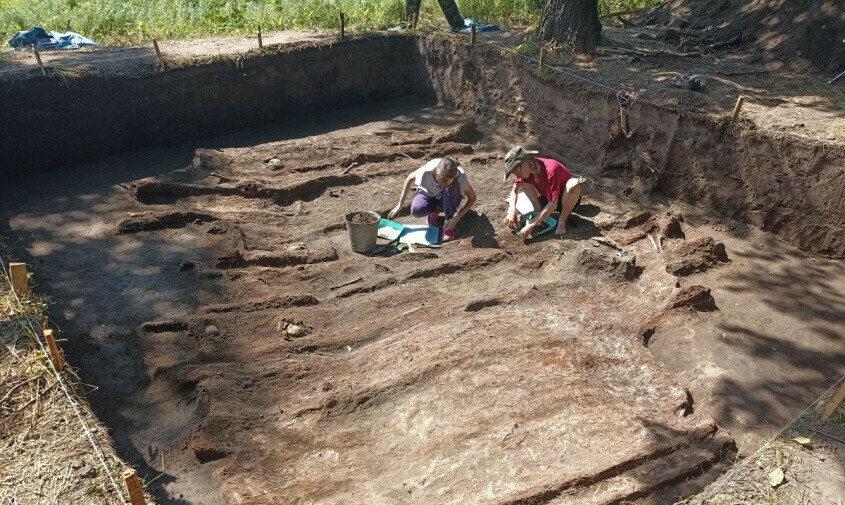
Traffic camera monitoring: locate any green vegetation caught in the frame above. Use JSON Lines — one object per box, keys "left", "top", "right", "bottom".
{"left": 0, "top": 0, "right": 659, "bottom": 47}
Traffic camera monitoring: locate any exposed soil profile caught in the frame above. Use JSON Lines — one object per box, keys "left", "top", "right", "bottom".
{"left": 2, "top": 101, "right": 842, "bottom": 503}
{"left": 0, "top": 30, "right": 842, "bottom": 505}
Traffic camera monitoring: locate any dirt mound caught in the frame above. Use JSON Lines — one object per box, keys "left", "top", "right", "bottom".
{"left": 668, "top": 285, "right": 718, "bottom": 312}
{"left": 638, "top": 0, "right": 845, "bottom": 74}
{"left": 347, "top": 211, "right": 379, "bottom": 224}
{"left": 599, "top": 210, "right": 685, "bottom": 246}
{"left": 666, "top": 236, "right": 730, "bottom": 276}
{"left": 118, "top": 211, "right": 218, "bottom": 234}
{"left": 576, "top": 242, "right": 641, "bottom": 281}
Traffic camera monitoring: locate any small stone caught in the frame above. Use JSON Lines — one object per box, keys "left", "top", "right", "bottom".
{"left": 179, "top": 260, "right": 195, "bottom": 272}
{"left": 267, "top": 158, "right": 283, "bottom": 168}
{"left": 286, "top": 325, "right": 305, "bottom": 338}
{"left": 275, "top": 319, "right": 288, "bottom": 334}
{"left": 205, "top": 325, "right": 220, "bottom": 336}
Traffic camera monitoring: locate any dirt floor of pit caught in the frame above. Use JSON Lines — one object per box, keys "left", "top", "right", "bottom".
{"left": 1, "top": 97, "right": 843, "bottom": 504}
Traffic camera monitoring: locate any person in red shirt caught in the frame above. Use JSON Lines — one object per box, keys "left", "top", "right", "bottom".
{"left": 503, "top": 146, "right": 582, "bottom": 238}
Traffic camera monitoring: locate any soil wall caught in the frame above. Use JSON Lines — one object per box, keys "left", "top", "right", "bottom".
{"left": 1, "top": 36, "right": 420, "bottom": 173}
{"left": 3, "top": 35, "right": 842, "bottom": 257}
{"left": 415, "top": 37, "right": 845, "bottom": 258}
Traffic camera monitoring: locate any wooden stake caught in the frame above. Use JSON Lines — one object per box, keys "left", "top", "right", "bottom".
{"left": 822, "top": 382, "right": 845, "bottom": 421}
{"left": 152, "top": 39, "right": 164, "bottom": 68}
{"left": 412, "top": 13, "right": 418, "bottom": 30}
{"left": 620, "top": 106, "right": 629, "bottom": 137}
{"left": 538, "top": 45, "right": 545, "bottom": 72}
{"left": 339, "top": 13, "right": 345, "bottom": 39}
{"left": 257, "top": 24, "right": 263, "bottom": 49}
{"left": 65, "top": 20, "right": 71, "bottom": 33}
{"left": 730, "top": 95, "right": 745, "bottom": 121}
{"left": 30, "top": 45, "right": 46, "bottom": 76}
{"left": 8, "top": 262, "right": 29, "bottom": 295}
{"left": 123, "top": 469, "right": 147, "bottom": 505}
{"left": 43, "top": 329, "right": 64, "bottom": 371}
{"left": 470, "top": 25, "right": 477, "bottom": 45}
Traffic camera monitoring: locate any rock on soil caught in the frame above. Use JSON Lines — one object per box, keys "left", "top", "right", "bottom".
{"left": 665, "top": 236, "right": 729, "bottom": 276}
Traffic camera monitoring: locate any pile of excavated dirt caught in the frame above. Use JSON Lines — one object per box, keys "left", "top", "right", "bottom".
{"left": 637, "top": 0, "right": 845, "bottom": 75}
{"left": 3, "top": 101, "right": 842, "bottom": 503}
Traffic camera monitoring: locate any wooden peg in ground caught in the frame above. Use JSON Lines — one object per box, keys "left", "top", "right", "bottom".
{"left": 471, "top": 25, "right": 477, "bottom": 45}
{"left": 822, "top": 382, "right": 845, "bottom": 421}
{"left": 620, "top": 106, "right": 630, "bottom": 137}
{"left": 8, "top": 262, "right": 29, "bottom": 295}
{"left": 731, "top": 95, "right": 745, "bottom": 121}
{"left": 257, "top": 24, "right": 263, "bottom": 49}
{"left": 30, "top": 44, "right": 46, "bottom": 76}
{"left": 339, "top": 12, "right": 345, "bottom": 39}
{"left": 152, "top": 39, "right": 165, "bottom": 68}
{"left": 123, "top": 469, "right": 147, "bottom": 505}
{"left": 43, "top": 329, "right": 64, "bottom": 371}
{"left": 538, "top": 45, "right": 544, "bottom": 72}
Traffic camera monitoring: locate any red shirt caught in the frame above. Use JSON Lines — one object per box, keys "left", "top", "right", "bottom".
{"left": 514, "top": 157, "right": 571, "bottom": 202}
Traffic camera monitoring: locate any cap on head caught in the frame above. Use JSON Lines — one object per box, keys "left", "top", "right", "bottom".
{"left": 503, "top": 146, "right": 539, "bottom": 181}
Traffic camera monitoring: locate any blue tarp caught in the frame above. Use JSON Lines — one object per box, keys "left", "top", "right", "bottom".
{"left": 457, "top": 18, "right": 501, "bottom": 33}
{"left": 7, "top": 27, "right": 98, "bottom": 50}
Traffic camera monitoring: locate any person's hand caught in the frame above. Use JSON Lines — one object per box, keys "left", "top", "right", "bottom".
{"left": 504, "top": 209, "right": 518, "bottom": 228}
{"left": 444, "top": 217, "right": 459, "bottom": 231}
{"left": 387, "top": 205, "right": 401, "bottom": 220}
{"left": 518, "top": 222, "right": 535, "bottom": 238}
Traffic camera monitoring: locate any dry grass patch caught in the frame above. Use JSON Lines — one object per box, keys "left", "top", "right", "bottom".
{"left": 684, "top": 384, "right": 845, "bottom": 505}
{"left": 0, "top": 265, "right": 151, "bottom": 504}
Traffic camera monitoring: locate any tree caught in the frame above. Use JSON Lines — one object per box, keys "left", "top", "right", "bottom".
{"left": 537, "top": 0, "right": 602, "bottom": 53}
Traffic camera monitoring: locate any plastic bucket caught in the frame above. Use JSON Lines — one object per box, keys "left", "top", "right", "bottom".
{"left": 345, "top": 211, "right": 380, "bottom": 253}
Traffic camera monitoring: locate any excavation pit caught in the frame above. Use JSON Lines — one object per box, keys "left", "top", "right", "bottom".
{"left": 1, "top": 34, "right": 843, "bottom": 505}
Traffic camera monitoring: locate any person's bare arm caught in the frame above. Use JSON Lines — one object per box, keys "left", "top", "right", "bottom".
{"left": 445, "top": 185, "right": 477, "bottom": 230}
{"left": 504, "top": 182, "right": 520, "bottom": 227}
{"left": 387, "top": 172, "right": 416, "bottom": 219}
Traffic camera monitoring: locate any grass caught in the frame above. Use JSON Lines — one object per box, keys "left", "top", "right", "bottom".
{"left": 1, "top": 0, "right": 660, "bottom": 47}
{"left": 0, "top": 257, "right": 140, "bottom": 504}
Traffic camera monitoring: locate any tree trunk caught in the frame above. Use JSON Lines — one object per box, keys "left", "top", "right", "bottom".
{"left": 537, "top": 0, "right": 602, "bottom": 53}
